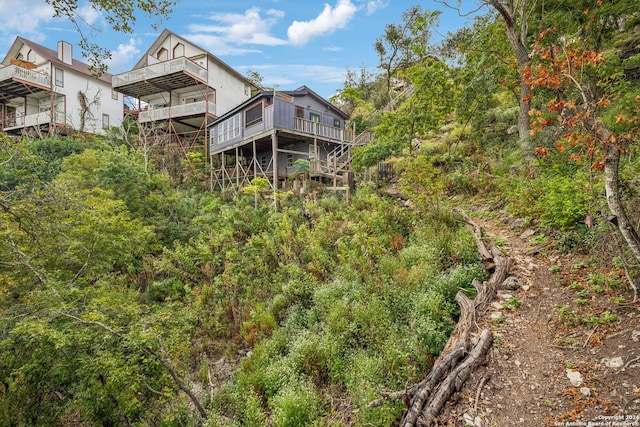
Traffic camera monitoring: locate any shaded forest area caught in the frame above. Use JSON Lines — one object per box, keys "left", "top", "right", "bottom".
{"left": 2, "top": 1, "right": 640, "bottom": 426}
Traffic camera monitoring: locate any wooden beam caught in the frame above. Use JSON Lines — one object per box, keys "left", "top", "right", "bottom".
{"left": 277, "top": 148, "right": 310, "bottom": 156}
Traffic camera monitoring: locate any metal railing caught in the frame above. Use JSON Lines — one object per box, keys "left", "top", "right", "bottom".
{"left": 112, "top": 57, "right": 208, "bottom": 87}
{"left": 139, "top": 101, "right": 216, "bottom": 122}
{"left": 0, "top": 65, "right": 50, "bottom": 87}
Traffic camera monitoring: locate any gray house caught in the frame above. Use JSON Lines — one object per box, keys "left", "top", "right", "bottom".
{"left": 208, "top": 86, "right": 372, "bottom": 192}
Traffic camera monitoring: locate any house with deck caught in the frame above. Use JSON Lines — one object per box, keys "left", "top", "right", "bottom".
{"left": 209, "top": 86, "right": 373, "bottom": 192}
{"left": 112, "top": 29, "right": 257, "bottom": 155}
{"left": 0, "top": 37, "right": 123, "bottom": 135}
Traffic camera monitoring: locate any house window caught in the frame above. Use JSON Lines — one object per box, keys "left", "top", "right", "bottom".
{"left": 157, "top": 47, "right": 168, "bottom": 61}
{"left": 173, "top": 43, "right": 184, "bottom": 58}
{"left": 245, "top": 103, "right": 263, "bottom": 127}
{"left": 310, "top": 113, "right": 320, "bottom": 123}
{"left": 55, "top": 68, "right": 64, "bottom": 87}
{"left": 26, "top": 50, "right": 36, "bottom": 63}
{"left": 260, "top": 155, "right": 267, "bottom": 170}
{"left": 286, "top": 153, "right": 294, "bottom": 168}
{"left": 333, "top": 118, "right": 341, "bottom": 128}
{"left": 295, "top": 106, "right": 304, "bottom": 119}
{"left": 102, "top": 114, "right": 110, "bottom": 129}
{"left": 217, "top": 114, "right": 241, "bottom": 144}
{"left": 111, "top": 90, "right": 118, "bottom": 100}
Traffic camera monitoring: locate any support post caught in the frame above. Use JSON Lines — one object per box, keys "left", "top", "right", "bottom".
{"left": 272, "top": 131, "right": 279, "bottom": 209}
{"left": 253, "top": 140, "right": 257, "bottom": 181}
{"left": 235, "top": 146, "right": 240, "bottom": 190}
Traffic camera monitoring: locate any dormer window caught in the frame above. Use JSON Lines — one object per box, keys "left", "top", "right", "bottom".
{"left": 26, "top": 50, "right": 36, "bottom": 62}
{"left": 156, "top": 48, "right": 168, "bottom": 61}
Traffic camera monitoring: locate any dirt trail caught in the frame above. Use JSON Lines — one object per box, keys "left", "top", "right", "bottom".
{"left": 440, "top": 212, "right": 640, "bottom": 426}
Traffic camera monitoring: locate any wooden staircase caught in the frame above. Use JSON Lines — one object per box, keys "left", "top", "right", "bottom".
{"left": 310, "top": 129, "right": 374, "bottom": 182}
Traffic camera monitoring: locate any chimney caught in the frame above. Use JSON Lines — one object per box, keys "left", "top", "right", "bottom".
{"left": 57, "top": 41, "right": 72, "bottom": 65}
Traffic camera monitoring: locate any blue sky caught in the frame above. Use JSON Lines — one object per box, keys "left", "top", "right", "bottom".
{"left": 0, "top": 0, "right": 481, "bottom": 98}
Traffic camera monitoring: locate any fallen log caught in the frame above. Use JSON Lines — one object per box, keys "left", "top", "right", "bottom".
{"left": 369, "top": 211, "right": 512, "bottom": 426}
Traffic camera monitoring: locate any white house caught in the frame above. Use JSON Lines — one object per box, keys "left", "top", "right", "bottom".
{"left": 0, "top": 37, "right": 123, "bottom": 135}
{"left": 112, "top": 29, "right": 257, "bottom": 153}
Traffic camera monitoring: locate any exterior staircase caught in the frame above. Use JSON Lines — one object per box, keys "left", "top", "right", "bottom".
{"left": 310, "top": 129, "right": 374, "bottom": 183}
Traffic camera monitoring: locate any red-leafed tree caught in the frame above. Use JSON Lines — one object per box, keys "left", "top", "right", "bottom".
{"left": 527, "top": 23, "right": 640, "bottom": 266}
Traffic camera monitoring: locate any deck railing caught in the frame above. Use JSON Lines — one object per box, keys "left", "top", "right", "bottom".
{"left": 139, "top": 101, "right": 216, "bottom": 122}
{"left": 3, "top": 110, "right": 65, "bottom": 129}
{"left": 0, "top": 65, "right": 50, "bottom": 87}
{"left": 294, "top": 117, "right": 346, "bottom": 142}
{"left": 112, "top": 57, "right": 207, "bottom": 87}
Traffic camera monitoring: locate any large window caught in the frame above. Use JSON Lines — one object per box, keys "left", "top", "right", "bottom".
{"left": 310, "top": 113, "right": 320, "bottom": 123}
{"left": 245, "top": 103, "right": 263, "bottom": 127}
{"left": 54, "top": 68, "right": 64, "bottom": 87}
{"left": 217, "top": 114, "right": 241, "bottom": 144}
{"left": 102, "top": 114, "right": 110, "bottom": 129}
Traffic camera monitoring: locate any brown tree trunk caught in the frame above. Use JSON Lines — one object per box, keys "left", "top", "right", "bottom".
{"left": 488, "top": 0, "right": 532, "bottom": 148}
{"left": 604, "top": 143, "right": 640, "bottom": 265}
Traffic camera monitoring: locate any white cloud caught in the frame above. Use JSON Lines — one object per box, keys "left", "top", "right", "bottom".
{"left": 77, "top": 4, "right": 101, "bottom": 26}
{"left": 0, "top": 0, "right": 54, "bottom": 40}
{"left": 188, "top": 7, "right": 287, "bottom": 49}
{"left": 323, "top": 46, "right": 343, "bottom": 52}
{"left": 366, "top": 0, "right": 389, "bottom": 15}
{"left": 287, "top": 0, "right": 358, "bottom": 46}
{"left": 106, "top": 38, "right": 141, "bottom": 73}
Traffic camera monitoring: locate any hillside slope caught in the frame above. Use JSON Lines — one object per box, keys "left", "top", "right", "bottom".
{"left": 440, "top": 208, "right": 640, "bottom": 426}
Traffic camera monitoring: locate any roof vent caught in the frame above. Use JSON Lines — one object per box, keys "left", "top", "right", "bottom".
{"left": 57, "top": 41, "right": 72, "bottom": 65}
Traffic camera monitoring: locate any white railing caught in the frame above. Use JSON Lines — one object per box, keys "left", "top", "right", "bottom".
{"left": 112, "top": 57, "right": 208, "bottom": 87}
{"left": 139, "top": 101, "right": 216, "bottom": 122}
{"left": 294, "top": 117, "right": 344, "bottom": 141}
{"left": 0, "top": 65, "right": 50, "bottom": 87}
{"left": 3, "top": 110, "right": 65, "bottom": 129}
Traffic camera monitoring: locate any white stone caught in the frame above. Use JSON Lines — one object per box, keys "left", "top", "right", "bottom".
{"left": 632, "top": 330, "right": 640, "bottom": 342}
{"left": 580, "top": 387, "right": 591, "bottom": 396}
{"left": 602, "top": 357, "right": 624, "bottom": 368}
{"left": 491, "top": 301, "right": 504, "bottom": 310}
{"left": 566, "top": 369, "right": 584, "bottom": 387}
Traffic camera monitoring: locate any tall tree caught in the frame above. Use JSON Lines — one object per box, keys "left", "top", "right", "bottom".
{"left": 439, "top": 0, "right": 535, "bottom": 152}
{"left": 374, "top": 6, "right": 441, "bottom": 106}
{"left": 527, "top": 10, "right": 640, "bottom": 267}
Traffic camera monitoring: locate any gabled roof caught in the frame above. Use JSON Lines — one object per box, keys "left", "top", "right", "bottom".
{"left": 208, "top": 85, "right": 348, "bottom": 128}
{"left": 132, "top": 29, "right": 256, "bottom": 89}
{"left": 281, "top": 85, "right": 348, "bottom": 119}
{"left": 1, "top": 36, "right": 113, "bottom": 84}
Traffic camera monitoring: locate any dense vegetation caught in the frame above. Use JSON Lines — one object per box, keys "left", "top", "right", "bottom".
{"left": 1, "top": 1, "right": 639, "bottom": 426}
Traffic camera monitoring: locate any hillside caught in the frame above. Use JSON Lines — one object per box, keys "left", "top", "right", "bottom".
{"left": 442, "top": 209, "right": 640, "bottom": 426}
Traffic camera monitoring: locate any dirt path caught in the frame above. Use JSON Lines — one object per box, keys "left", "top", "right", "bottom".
{"left": 440, "top": 212, "right": 640, "bottom": 426}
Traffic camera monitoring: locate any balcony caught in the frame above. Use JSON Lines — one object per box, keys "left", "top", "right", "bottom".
{"left": 112, "top": 58, "right": 209, "bottom": 98}
{"left": 0, "top": 66, "right": 51, "bottom": 102}
{"left": 139, "top": 100, "right": 216, "bottom": 123}
{"left": 3, "top": 110, "right": 65, "bottom": 131}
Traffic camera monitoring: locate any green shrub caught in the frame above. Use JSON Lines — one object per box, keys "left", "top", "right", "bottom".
{"left": 269, "top": 380, "right": 323, "bottom": 427}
